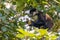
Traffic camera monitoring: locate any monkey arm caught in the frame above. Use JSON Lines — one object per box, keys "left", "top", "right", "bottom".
{"left": 27, "top": 19, "right": 45, "bottom": 28}
{"left": 43, "top": 13, "right": 53, "bottom": 29}
{"left": 46, "top": 14, "right": 52, "bottom": 20}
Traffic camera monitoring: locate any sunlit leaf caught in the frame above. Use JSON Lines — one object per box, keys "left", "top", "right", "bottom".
{"left": 16, "top": 34, "right": 24, "bottom": 38}
{"left": 38, "top": 29, "right": 48, "bottom": 36}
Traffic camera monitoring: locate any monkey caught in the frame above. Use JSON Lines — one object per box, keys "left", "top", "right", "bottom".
{"left": 27, "top": 8, "right": 53, "bottom": 30}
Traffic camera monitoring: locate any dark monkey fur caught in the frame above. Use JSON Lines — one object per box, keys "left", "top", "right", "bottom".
{"left": 27, "top": 8, "right": 53, "bottom": 29}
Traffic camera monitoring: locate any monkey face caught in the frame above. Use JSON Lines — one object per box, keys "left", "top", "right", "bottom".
{"left": 29, "top": 12, "right": 38, "bottom": 22}
{"left": 32, "top": 15, "right": 38, "bottom": 21}
{"left": 33, "top": 10, "right": 38, "bottom": 16}
{"left": 29, "top": 10, "right": 38, "bottom": 17}
{"left": 29, "top": 9, "right": 39, "bottom": 22}
{"left": 29, "top": 8, "right": 38, "bottom": 17}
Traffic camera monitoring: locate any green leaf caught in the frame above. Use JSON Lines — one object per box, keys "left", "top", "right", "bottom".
{"left": 16, "top": 34, "right": 24, "bottom": 38}
{"left": 38, "top": 29, "right": 48, "bottom": 36}
{"left": 1, "top": 27, "right": 7, "bottom": 32}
